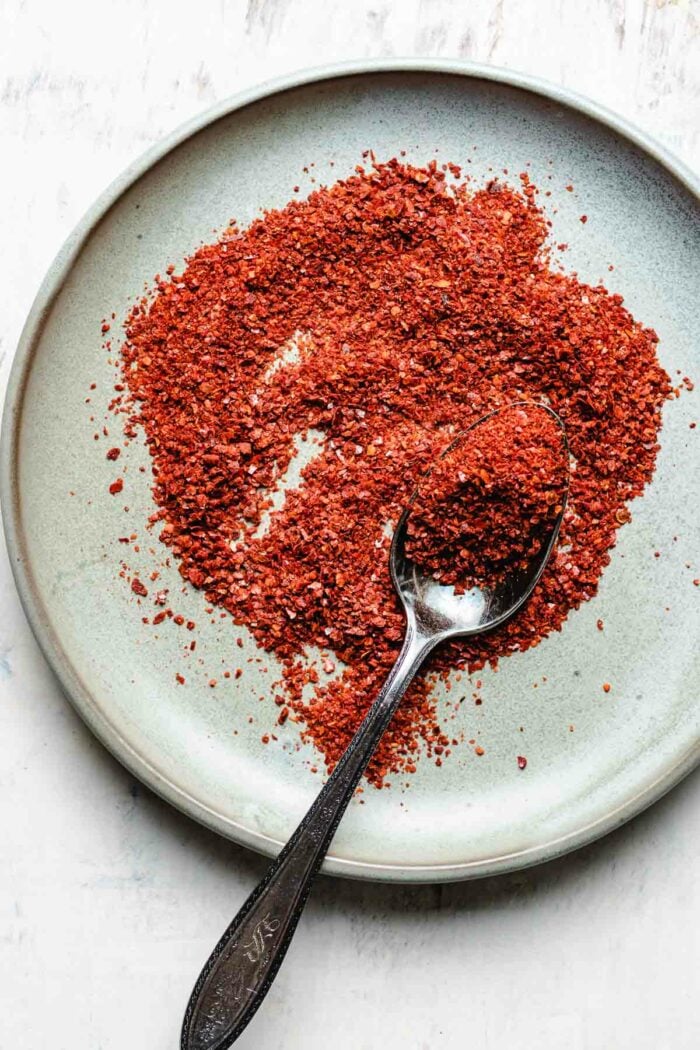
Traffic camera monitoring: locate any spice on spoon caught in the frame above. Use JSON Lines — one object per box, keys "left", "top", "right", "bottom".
{"left": 110, "top": 157, "right": 671, "bottom": 785}
{"left": 405, "top": 405, "right": 567, "bottom": 592}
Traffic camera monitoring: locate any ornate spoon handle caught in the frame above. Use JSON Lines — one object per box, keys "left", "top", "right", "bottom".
{"left": 181, "top": 626, "right": 434, "bottom": 1050}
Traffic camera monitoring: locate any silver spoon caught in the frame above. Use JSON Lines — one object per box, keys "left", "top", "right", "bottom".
{"left": 181, "top": 402, "right": 568, "bottom": 1050}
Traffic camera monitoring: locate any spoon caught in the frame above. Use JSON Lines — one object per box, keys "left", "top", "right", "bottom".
{"left": 181, "top": 402, "right": 568, "bottom": 1050}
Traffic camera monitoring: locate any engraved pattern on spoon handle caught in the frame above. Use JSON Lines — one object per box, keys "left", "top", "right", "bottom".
{"left": 181, "top": 624, "right": 436, "bottom": 1050}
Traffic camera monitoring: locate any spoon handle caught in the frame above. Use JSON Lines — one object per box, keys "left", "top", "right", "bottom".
{"left": 181, "top": 625, "right": 434, "bottom": 1050}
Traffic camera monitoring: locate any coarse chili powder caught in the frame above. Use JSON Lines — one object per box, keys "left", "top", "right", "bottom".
{"left": 113, "top": 158, "right": 671, "bottom": 786}
{"left": 404, "top": 404, "right": 567, "bottom": 591}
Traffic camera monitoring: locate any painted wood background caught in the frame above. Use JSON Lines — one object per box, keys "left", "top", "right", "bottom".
{"left": 1, "top": 2, "right": 698, "bottom": 1048}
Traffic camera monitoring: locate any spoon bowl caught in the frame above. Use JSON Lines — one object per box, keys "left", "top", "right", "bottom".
{"left": 392, "top": 402, "right": 569, "bottom": 642}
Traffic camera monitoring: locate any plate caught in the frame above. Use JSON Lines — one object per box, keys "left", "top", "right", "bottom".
{"left": 2, "top": 61, "right": 699, "bottom": 882}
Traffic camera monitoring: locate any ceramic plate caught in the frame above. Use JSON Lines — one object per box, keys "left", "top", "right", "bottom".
{"left": 2, "top": 61, "right": 699, "bottom": 882}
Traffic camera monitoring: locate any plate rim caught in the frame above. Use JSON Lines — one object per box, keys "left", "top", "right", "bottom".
{"left": 2, "top": 58, "right": 699, "bottom": 883}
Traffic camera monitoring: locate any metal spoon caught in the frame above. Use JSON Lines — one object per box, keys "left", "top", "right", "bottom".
{"left": 181, "top": 402, "right": 568, "bottom": 1050}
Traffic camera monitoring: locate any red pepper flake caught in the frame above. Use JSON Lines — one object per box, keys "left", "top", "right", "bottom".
{"left": 596, "top": 619, "right": 604, "bottom": 631}
{"left": 602, "top": 682, "right": 611, "bottom": 693}
{"left": 278, "top": 706, "right": 289, "bottom": 725}
{"left": 261, "top": 734, "right": 270, "bottom": 744}
{"left": 580, "top": 214, "right": 588, "bottom": 224}
{"left": 108, "top": 478, "right": 123, "bottom": 495}
{"left": 175, "top": 673, "right": 185, "bottom": 685}
{"left": 109, "top": 157, "right": 672, "bottom": 787}
{"left": 208, "top": 678, "right": 217, "bottom": 688}
{"left": 106, "top": 447, "right": 121, "bottom": 461}
{"left": 474, "top": 745, "right": 485, "bottom": 756}
{"left": 131, "top": 577, "right": 148, "bottom": 597}
{"left": 517, "top": 755, "right": 527, "bottom": 769}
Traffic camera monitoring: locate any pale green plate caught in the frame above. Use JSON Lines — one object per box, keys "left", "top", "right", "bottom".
{"left": 2, "top": 61, "right": 699, "bottom": 882}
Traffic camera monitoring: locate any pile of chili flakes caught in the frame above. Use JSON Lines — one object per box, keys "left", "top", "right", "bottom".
{"left": 405, "top": 404, "right": 568, "bottom": 591}
{"left": 114, "top": 158, "right": 671, "bottom": 786}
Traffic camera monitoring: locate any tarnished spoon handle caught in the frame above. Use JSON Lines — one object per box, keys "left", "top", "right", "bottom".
{"left": 181, "top": 623, "right": 435, "bottom": 1050}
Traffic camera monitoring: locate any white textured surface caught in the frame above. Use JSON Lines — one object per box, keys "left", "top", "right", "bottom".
{"left": 1, "top": 2, "right": 699, "bottom": 1047}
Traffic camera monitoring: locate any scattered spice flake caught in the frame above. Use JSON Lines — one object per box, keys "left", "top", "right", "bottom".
{"left": 108, "top": 478, "right": 124, "bottom": 495}
{"left": 517, "top": 755, "right": 527, "bottom": 769}
{"left": 596, "top": 618, "right": 604, "bottom": 631}
{"left": 602, "top": 682, "right": 611, "bottom": 693}
{"left": 131, "top": 577, "right": 148, "bottom": 597}
{"left": 209, "top": 678, "right": 217, "bottom": 688}
{"left": 106, "top": 447, "right": 121, "bottom": 461}
{"left": 111, "top": 157, "right": 671, "bottom": 787}
{"left": 580, "top": 214, "right": 588, "bottom": 224}
{"left": 474, "top": 745, "right": 485, "bottom": 756}
{"left": 175, "top": 673, "right": 185, "bottom": 685}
